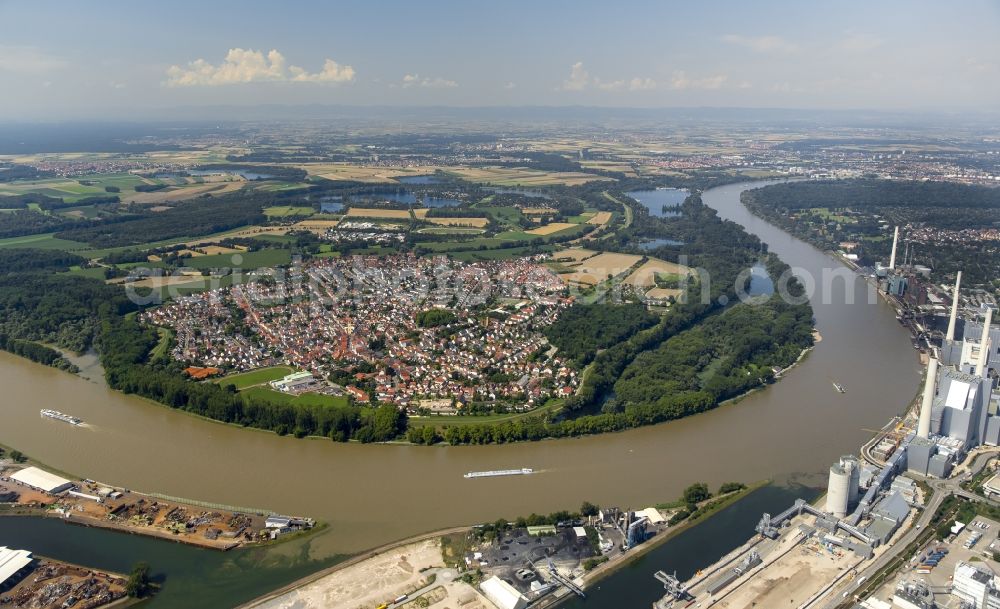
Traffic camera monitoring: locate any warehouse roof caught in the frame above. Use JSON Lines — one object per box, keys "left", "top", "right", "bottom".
{"left": 9, "top": 467, "right": 74, "bottom": 494}
{"left": 480, "top": 576, "right": 527, "bottom": 609}
{"left": 0, "top": 546, "right": 33, "bottom": 588}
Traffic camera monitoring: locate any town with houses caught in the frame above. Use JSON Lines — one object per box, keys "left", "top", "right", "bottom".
{"left": 142, "top": 255, "right": 578, "bottom": 411}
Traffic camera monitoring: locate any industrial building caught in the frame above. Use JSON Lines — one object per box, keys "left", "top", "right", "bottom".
{"left": 953, "top": 561, "right": 1000, "bottom": 609}
{"left": 827, "top": 455, "right": 861, "bottom": 518}
{"left": 480, "top": 576, "right": 528, "bottom": 609}
{"left": 9, "top": 467, "right": 74, "bottom": 495}
{"left": 905, "top": 281, "right": 998, "bottom": 479}
{"left": 270, "top": 371, "right": 316, "bottom": 393}
{"left": 0, "top": 546, "right": 34, "bottom": 592}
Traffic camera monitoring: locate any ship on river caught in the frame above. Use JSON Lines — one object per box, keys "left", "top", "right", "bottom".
{"left": 40, "top": 409, "right": 83, "bottom": 426}
{"left": 464, "top": 468, "right": 534, "bottom": 479}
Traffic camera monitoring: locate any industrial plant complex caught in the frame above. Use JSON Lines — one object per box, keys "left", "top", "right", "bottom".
{"left": 651, "top": 237, "right": 999, "bottom": 609}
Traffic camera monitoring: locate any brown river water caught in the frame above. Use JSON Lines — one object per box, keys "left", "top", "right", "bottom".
{"left": 0, "top": 181, "right": 921, "bottom": 558}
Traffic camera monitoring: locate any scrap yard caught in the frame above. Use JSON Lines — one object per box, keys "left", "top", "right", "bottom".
{"left": 0, "top": 464, "right": 313, "bottom": 551}
{"left": 0, "top": 552, "right": 127, "bottom": 609}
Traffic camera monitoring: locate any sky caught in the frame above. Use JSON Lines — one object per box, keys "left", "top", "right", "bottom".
{"left": 1, "top": 0, "right": 998, "bottom": 119}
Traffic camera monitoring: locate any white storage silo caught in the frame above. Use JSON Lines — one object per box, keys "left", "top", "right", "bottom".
{"left": 826, "top": 460, "right": 851, "bottom": 518}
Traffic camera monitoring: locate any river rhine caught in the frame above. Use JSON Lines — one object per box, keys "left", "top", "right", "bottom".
{"left": 0, "top": 180, "right": 921, "bottom": 607}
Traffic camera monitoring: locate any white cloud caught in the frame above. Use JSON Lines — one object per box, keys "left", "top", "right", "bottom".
{"left": 165, "top": 48, "right": 355, "bottom": 87}
{"left": 401, "top": 73, "right": 458, "bottom": 88}
{"left": 0, "top": 46, "right": 68, "bottom": 73}
{"left": 289, "top": 59, "right": 355, "bottom": 83}
{"left": 561, "top": 62, "right": 591, "bottom": 90}
{"left": 670, "top": 71, "right": 728, "bottom": 90}
{"left": 628, "top": 77, "right": 657, "bottom": 91}
{"left": 503, "top": 81, "right": 516, "bottom": 89}
{"left": 561, "top": 63, "right": 658, "bottom": 92}
{"left": 722, "top": 34, "right": 798, "bottom": 54}
{"left": 838, "top": 32, "right": 883, "bottom": 53}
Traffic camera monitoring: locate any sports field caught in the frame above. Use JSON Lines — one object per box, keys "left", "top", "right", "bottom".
{"left": 217, "top": 366, "right": 295, "bottom": 390}
{"left": 241, "top": 386, "right": 350, "bottom": 408}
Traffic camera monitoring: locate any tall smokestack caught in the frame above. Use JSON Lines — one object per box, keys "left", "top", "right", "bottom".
{"left": 946, "top": 271, "right": 963, "bottom": 342}
{"left": 889, "top": 226, "right": 900, "bottom": 270}
{"left": 976, "top": 306, "right": 994, "bottom": 377}
{"left": 917, "top": 357, "right": 938, "bottom": 438}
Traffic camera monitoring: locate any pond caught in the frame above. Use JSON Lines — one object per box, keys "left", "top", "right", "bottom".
{"left": 626, "top": 188, "right": 689, "bottom": 217}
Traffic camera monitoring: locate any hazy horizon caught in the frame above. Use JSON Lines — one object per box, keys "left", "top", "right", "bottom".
{"left": 1, "top": 0, "right": 998, "bottom": 120}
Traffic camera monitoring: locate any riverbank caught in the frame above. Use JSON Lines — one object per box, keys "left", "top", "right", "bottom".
{"left": 0, "top": 456, "right": 316, "bottom": 552}
{"left": 553, "top": 481, "right": 770, "bottom": 600}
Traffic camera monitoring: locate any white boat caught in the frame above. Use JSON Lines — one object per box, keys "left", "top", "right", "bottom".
{"left": 40, "top": 409, "right": 83, "bottom": 426}
{"left": 464, "top": 468, "right": 534, "bottom": 479}
{"left": 832, "top": 382, "right": 847, "bottom": 394}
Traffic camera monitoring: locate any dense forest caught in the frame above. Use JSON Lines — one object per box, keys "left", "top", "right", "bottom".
{"left": 55, "top": 190, "right": 269, "bottom": 248}
{"left": 0, "top": 334, "right": 78, "bottom": 372}
{"left": 543, "top": 303, "right": 659, "bottom": 367}
{"left": 742, "top": 179, "right": 1000, "bottom": 291}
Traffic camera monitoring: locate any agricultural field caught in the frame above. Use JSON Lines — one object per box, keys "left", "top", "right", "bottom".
{"left": 292, "top": 219, "right": 341, "bottom": 233}
{"left": 521, "top": 207, "right": 558, "bottom": 215}
{"left": 425, "top": 217, "right": 489, "bottom": 228}
{"left": 555, "top": 250, "right": 644, "bottom": 286}
{"left": 296, "top": 163, "right": 443, "bottom": 183}
{"left": 525, "top": 222, "right": 577, "bottom": 236}
{"left": 441, "top": 166, "right": 613, "bottom": 186}
{"left": 624, "top": 259, "right": 691, "bottom": 289}
{"left": 263, "top": 205, "right": 315, "bottom": 217}
{"left": 586, "top": 211, "right": 613, "bottom": 226}
{"left": 181, "top": 248, "right": 292, "bottom": 270}
{"left": 345, "top": 207, "right": 426, "bottom": 220}
{"left": 415, "top": 227, "right": 485, "bottom": 235}
{"left": 0, "top": 232, "right": 88, "bottom": 250}
{"left": 216, "top": 366, "right": 295, "bottom": 390}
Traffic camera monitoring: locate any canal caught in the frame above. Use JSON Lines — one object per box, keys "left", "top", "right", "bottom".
{"left": 0, "top": 180, "right": 921, "bottom": 607}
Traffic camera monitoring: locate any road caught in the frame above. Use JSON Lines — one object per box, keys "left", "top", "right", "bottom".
{"left": 817, "top": 451, "right": 999, "bottom": 608}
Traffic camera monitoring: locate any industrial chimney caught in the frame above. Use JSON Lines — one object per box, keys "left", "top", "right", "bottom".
{"left": 946, "top": 271, "right": 962, "bottom": 342}
{"left": 976, "top": 306, "right": 994, "bottom": 377}
{"left": 889, "top": 226, "right": 899, "bottom": 270}
{"left": 917, "top": 357, "right": 938, "bottom": 439}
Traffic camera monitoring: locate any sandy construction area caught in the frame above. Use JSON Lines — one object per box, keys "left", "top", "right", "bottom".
{"left": 587, "top": 211, "right": 613, "bottom": 226}
{"left": 526, "top": 222, "right": 576, "bottom": 236}
{"left": 427, "top": 217, "right": 489, "bottom": 227}
{"left": 624, "top": 258, "right": 690, "bottom": 289}
{"left": 713, "top": 539, "right": 858, "bottom": 608}
{"left": 255, "top": 539, "right": 449, "bottom": 609}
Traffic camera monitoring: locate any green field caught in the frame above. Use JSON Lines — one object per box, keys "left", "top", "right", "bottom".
{"left": 409, "top": 398, "right": 564, "bottom": 428}
{"left": 0, "top": 233, "right": 89, "bottom": 250}
{"left": 150, "top": 328, "right": 175, "bottom": 360}
{"left": 64, "top": 265, "right": 108, "bottom": 279}
{"left": 263, "top": 205, "right": 314, "bottom": 217}
{"left": 183, "top": 248, "right": 292, "bottom": 270}
{"left": 445, "top": 244, "right": 555, "bottom": 261}
{"left": 217, "top": 366, "right": 294, "bottom": 390}
{"left": 0, "top": 173, "right": 160, "bottom": 202}
{"left": 241, "top": 385, "right": 350, "bottom": 408}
